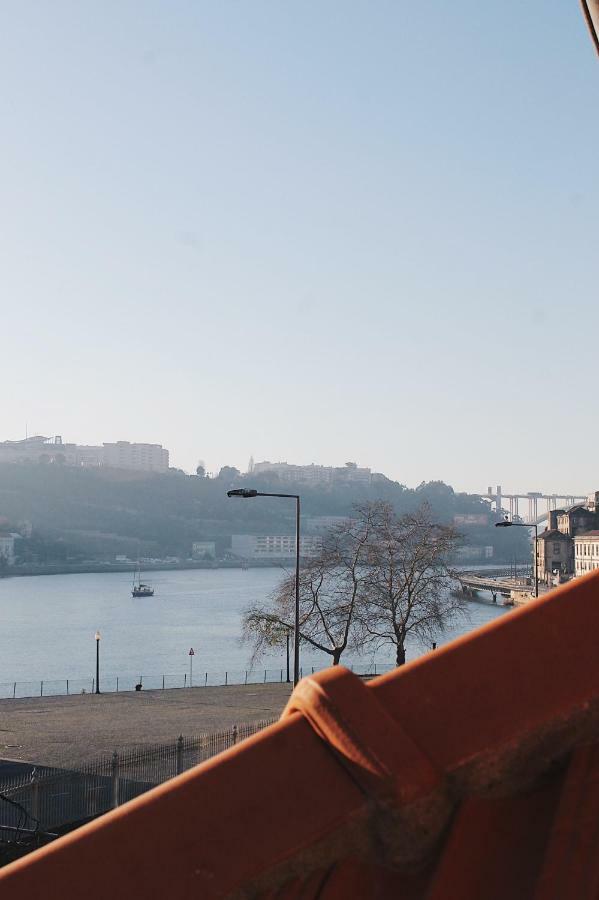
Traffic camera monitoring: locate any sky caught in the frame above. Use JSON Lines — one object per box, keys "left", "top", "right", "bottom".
{"left": 1, "top": 2, "right": 597, "bottom": 494}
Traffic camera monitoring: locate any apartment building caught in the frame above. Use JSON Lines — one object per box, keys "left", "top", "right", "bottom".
{"left": 231, "top": 534, "right": 323, "bottom": 560}
{"left": 252, "top": 461, "right": 372, "bottom": 486}
{"left": 0, "top": 436, "right": 169, "bottom": 473}
{"left": 574, "top": 531, "right": 599, "bottom": 578}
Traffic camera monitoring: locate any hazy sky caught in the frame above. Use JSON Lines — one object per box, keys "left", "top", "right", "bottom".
{"left": 1, "top": 2, "right": 597, "bottom": 493}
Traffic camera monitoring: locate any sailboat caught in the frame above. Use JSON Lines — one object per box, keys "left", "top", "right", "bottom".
{"left": 132, "top": 562, "right": 154, "bottom": 597}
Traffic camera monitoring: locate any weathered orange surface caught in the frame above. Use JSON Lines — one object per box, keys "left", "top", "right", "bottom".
{"left": 1, "top": 570, "right": 599, "bottom": 899}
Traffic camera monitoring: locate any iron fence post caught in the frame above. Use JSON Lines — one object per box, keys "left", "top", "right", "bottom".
{"left": 176, "top": 735, "right": 184, "bottom": 775}
{"left": 232, "top": 725, "right": 238, "bottom": 745}
{"left": 111, "top": 751, "right": 120, "bottom": 808}
{"left": 30, "top": 773, "right": 39, "bottom": 823}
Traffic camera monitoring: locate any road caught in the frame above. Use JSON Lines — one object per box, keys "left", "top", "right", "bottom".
{"left": 0, "top": 683, "right": 292, "bottom": 770}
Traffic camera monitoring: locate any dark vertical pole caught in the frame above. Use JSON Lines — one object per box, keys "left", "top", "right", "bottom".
{"left": 286, "top": 631, "right": 290, "bottom": 683}
{"left": 294, "top": 496, "right": 301, "bottom": 687}
{"left": 534, "top": 525, "right": 539, "bottom": 597}
{"left": 95, "top": 638, "right": 100, "bottom": 694}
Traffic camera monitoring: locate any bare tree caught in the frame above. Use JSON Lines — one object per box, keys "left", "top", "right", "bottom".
{"left": 242, "top": 505, "right": 379, "bottom": 666}
{"left": 357, "top": 504, "right": 464, "bottom": 665}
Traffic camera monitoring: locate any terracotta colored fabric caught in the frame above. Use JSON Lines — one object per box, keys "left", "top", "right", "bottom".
{"left": 1, "top": 571, "right": 598, "bottom": 899}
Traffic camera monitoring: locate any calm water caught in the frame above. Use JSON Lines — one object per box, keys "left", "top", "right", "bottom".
{"left": 0, "top": 568, "right": 510, "bottom": 689}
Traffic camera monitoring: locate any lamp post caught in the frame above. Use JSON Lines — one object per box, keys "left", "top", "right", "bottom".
{"left": 495, "top": 520, "right": 539, "bottom": 597}
{"left": 95, "top": 631, "right": 101, "bottom": 694}
{"left": 228, "top": 488, "right": 301, "bottom": 686}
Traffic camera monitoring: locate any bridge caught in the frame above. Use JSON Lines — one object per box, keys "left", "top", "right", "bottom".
{"left": 458, "top": 571, "right": 533, "bottom": 601}
{"left": 479, "top": 486, "right": 589, "bottom": 524}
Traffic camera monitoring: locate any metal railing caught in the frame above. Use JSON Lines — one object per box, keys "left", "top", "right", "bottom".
{"left": 0, "top": 662, "right": 395, "bottom": 700}
{"left": 0, "top": 719, "right": 275, "bottom": 837}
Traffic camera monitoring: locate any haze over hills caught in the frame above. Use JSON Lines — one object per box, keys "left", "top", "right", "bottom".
{"left": 0, "top": 462, "right": 528, "bottom": 567}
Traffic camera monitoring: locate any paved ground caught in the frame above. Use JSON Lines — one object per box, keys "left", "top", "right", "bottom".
{"left": 0, "top": 683, "right": 293, "bottom": 769}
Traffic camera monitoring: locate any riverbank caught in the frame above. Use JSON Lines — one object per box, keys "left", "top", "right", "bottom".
{"left": 0, "top": 559, "right": 278, "bottom": 578}
{"left": 1, "top": 560, "right": 526, "bottom": 579}
{"left": 0, "top": 682, "right": 292, "bottom": 768}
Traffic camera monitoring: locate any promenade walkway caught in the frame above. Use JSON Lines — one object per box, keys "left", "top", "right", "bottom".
{"left": 0, "top": 682, "right": 292, "bottom": 769}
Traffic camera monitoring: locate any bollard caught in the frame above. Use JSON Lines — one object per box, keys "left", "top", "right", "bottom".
{"left": 232, "top": 725, "right": 238, "bottom": 745}
{"left": 13, "top": 682, "right": 16, "bottom": 699}
{"left": 116, "top": 677, "right": 119, "bottom": 692}
{"left": 225, "top": 671, "right": 228, "bottom": 686}
{"left": 311, "top": 666, "right": 314, "bottom": 674}
{"left": 204, "top": 672, "right": 207, "bottom": 687}
{"left": 244, "top": 670, "right": 247, "bottom": 685}
{"left": 280, "top": 669, "right": 283, "bottom": 682}
{"left": 67, "top": 679, "right": 69, "bottom": 695}
{"left": 40, "top": 681, "right": 43, "bottom": 697}
{"left": 92, "top": 678, "right": 95, "bottom": 694}
{"left": 176, "top": 735, "right": 184, "bottom": 775}
{"left": 264, "top": 669, "right": 266, "bottom": 683}
{"left": 162, "top": 674, "right": 165, "bottom": 690}
{"left": 184, "top": 673, "right": 187, "bottom": 688}
{"left": 111, "top": 751, "right": 120, "bottom": 808}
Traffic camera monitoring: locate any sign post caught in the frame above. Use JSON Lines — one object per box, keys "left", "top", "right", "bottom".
{"left": 188, "top": 647, "right": 195, "bottom": 687}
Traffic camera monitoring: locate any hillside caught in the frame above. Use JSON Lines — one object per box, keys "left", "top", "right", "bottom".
{"left": 0, "top": 463, "right": 527, "bottom": 564}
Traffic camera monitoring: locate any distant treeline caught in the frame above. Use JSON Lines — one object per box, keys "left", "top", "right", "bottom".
{"left": 0, "top": 463, "right": 528, "bottom": 563}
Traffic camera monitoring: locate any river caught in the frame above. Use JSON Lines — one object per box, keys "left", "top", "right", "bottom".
{"left": 0, "top": 568, "right": 510, "bottom": 695}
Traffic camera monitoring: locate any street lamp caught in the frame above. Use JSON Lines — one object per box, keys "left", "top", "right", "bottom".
{"left": 95, "top": 631, "right": 101, "bottom": 694}
{"left": 227, "top": 488, "right": 301, "bottom": 686}
{"left": 495, "top": 520, "right": 539, "bottom": 597}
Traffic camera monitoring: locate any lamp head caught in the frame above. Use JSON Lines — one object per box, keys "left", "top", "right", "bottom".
{"left": 95, "top": 630, "right": 101, "bottom": 641}
{"left": 227, "top": 489, "right": 258, "bottom": 498}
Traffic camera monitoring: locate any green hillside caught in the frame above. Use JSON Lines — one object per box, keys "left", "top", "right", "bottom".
{"left": 0, "top": 463, "right": 527, "bottom": 564}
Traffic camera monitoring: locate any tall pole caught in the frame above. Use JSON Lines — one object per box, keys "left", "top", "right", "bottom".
{"left": 294, "top": 496, "right": 301, "bottom": 687}
{"left": 286, "top": 630, "right": 290, "bottom": 683}
{"left": 533, "top": 524, "right": 539, "bottom": 598}
{"left": 95, "top": 633, "right": 100, "bottom": 695}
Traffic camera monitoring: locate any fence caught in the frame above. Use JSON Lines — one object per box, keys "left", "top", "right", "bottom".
{"left": 0, "top": 661, "right": 396, "bottom": 700}
{"left": 0, "top": 719, "right": 275, "bottom": 841}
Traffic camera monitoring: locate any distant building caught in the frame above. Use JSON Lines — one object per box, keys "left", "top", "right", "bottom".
{"left": 453, "top": 514, "right": 489, "bottom": 527}
{"left": 102, "top": 442, "right": 169, "bottom": 473}
{"left": 0, "top": 533, "right": 19, "bottom": 566}
{"left": 192, "top": 541, "right": 216, "bottom": 560}
{"left": 537, "top": 494, "right": 599, "bottom": 582}
{"left": 252, "top": 461, "right": 371, "bottom": 486}
{"left": 0, "top": 436, "right": 169, "bottom": 473}
{"left": 574, "top": 532, "right": 599, "bottom": 578}
{"left": 537, "top": 530, "right": 571, "bottom": 580}
{"left": 231, "top": 534, "right": 323, "bottom": 560}
{"left": 303, "top": 516, "right": 352, "bottom": 534}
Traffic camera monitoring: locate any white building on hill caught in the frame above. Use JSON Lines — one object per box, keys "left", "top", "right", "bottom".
{"left": 231, "top": 534, "right": 323, "bottom": 560}
{"left": 0, "top": 436, "right": 169, "bottom": 473}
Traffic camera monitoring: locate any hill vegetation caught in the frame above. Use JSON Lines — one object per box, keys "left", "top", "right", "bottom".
{"left": 0, "top": 463, "right": 527, "bottom": 564}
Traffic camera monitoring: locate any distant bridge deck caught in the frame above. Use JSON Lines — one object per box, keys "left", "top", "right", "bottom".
{"left": 458, "top": 572, "right": 532, "bottom": 597}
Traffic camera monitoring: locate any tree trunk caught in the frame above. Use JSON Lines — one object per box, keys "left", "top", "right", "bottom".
{"left": 332, "top": 649, "right": 342, "bottom": 666}
{"left": 396, "top": 644, "right": 406, "bottom": 666}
